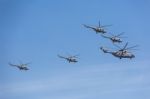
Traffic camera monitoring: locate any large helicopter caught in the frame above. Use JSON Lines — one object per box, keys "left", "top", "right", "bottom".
{"left": 100, "top": 42, "right": 138, "bottom": 59}
{"left": 58, "top": 54, "right": 78, "bottom": 63}
{"left": 101, "top": 32, "right": 125, "bottom": 43}
{"left": 9, "top": 62, "right": 30, "bottom": 70}
{"left": 83, "top": 21, "right": 112, "bottom": 34}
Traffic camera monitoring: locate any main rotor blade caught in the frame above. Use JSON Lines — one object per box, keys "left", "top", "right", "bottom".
{"left": 126, "top": 45, "right": 139, "bottom": 50}
{"left": 115, "top": 32, "right": 124, "bottom": 37}
{"left": 58, "top": 55, "right": 66, "bottom": 59}
{"left": 101, "top": 24, "right": 112, "bottom": 28}
{"left": 108, "top": 32, "right": 115, "bottom": 37}
{"left": 83, "top": 24, "right": 95, "bottom": 30}
{"left": 113, "top": 43, "right": 122, "bottom": 49}
{"left": 122, "top": 42, "right": 128, "bottom": 50}
{"left": 99, "top": 21, "right": 101, "bottom": 27}
{"left": 70, "top": 54, "right": 79, "bottom": 58}
{"left": 8, "top": 62, "right": 19, "bottom": 67}
{"left": 119, "top": 36, "right": 127, "bottom": 38}
{"left": 127, "top": 48, "right": 138, "bottom": 51}
{"left": 24, "top": 62, "right": 31, "bottom": 66}
{"left": 101, "top": 34, "right": 110, "bottom": 39}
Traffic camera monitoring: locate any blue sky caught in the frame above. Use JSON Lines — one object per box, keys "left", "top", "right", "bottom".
{"left": 1, "top": 0, "right": 150, "bottom": 99}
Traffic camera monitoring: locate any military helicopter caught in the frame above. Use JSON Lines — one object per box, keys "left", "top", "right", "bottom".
{"left": 100, "top": 42, "right": 138, "bottom": 59}
{"left": 9, "top": 62, "right": 30, "bottom": 70}
{"left": 83, "top": 21, "right": 112, "bottom": 34}
{"left": 58, "top": 54, "right": 78, "bottom": 63}
{"left": 101, "top": 32, "right": 125, "bottom": 43}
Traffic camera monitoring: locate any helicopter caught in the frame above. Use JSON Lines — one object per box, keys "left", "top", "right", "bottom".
{"left": 58, "top": 54, "right": 78, "bottom": 63}
{"left": 9, "top": 62, "right": 30, "bottom": 70}
{"left": 100, "top": 42, "right": 138, "bottom": 59}
{"left": 83, "top": 21, "right": 112, "bottom": 34}
{"left": 101, "top": 32, "right": 125, "bottom": 43}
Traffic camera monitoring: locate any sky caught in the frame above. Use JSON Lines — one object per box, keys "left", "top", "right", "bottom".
{"left": 0, "top": 0, "right": 150, "bottom": 99}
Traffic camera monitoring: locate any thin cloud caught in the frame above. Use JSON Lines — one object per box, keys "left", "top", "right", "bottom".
{"left": 0, "top": 60, "right": 150, "bottom": 98}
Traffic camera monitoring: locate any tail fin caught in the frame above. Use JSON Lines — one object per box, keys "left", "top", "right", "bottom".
{"left": 100, "top": 47, "right": 108, "bottom": 53}
{"left": 83, "top": 24, "right": 90, "bottom": 28}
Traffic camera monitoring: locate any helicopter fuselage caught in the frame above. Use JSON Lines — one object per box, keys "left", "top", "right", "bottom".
{"left": 58, "top": 55, "right": 78, "bottom": 63}
{"left": 94, "top": 27, "right": 106, "bottom": 33}
{"left": 100, "top": 47, "right": 135, "bottom": 59}
{"left": 67, "top": 58, "right": 78, "bottom": 63}
{"left": 18, "top": 66, "right": 29, "bottom": 70}
{"left": 111, "top": 37, "right": 122, "bottom": 43}
{"left": 112, "top": 51, "right": 135, "bottom": 59}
